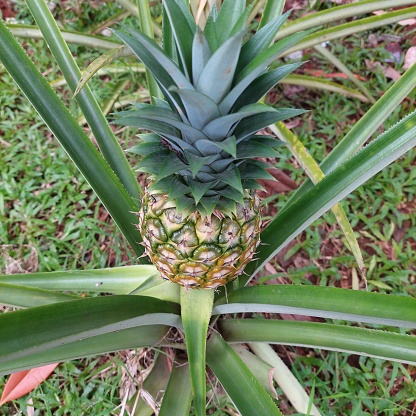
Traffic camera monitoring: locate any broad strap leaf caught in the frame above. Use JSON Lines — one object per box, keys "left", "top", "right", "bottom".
{"left": 237, "top": 11, "right": 290, "bottom": 73}
{"left": 173, "top": 88, "right": 221, "bottom": 129}
{"left": 0, "top": 296, "right": 179, "bottom": 374}
{"left": 114, "top": 28, "right": 194, "bottom": 90}
{"left": 243, "top": 109, "right": 416, "bottom": 285}
{"left": 233, "top": 61, "right": 304, "bottom": 110}
{"left": 196, "top": 31, "right": 245, "bottom": 103}
{"left": 221, "top": 30, "right": 307, "bottom": 114}
{"left": 192, "top": 28, "right": 212, "bottom": 86}
{"left": 0, "top": 19, "right": 143, "bottom": 256}
{"left": 162, "top": 0, "right": 195, "bottom": 79}
{"left": 203, "top": 103, "right": 280, "bottom": 140}
{"left": 215, "top": 0, "right": 245, "bottom": 45}
{"left": 213, "top": 285, "right": 416, "bottom": 328}
{"left": 219, "top": 319, "right": 416, "bottom": 365}
{"left": 234, "top": 108, "right": 306, "bottom": 142}
{"left": 180, "top": 288, "right": 215, "bottom": 416}
{"left": 206, "top": 331, "right": 284, "bottom": 416}
{"left": 203, "top": 5, "right": 219, "bottom": 52}
{"left": 159, "top": 360, "right": 192, "bottom": 416}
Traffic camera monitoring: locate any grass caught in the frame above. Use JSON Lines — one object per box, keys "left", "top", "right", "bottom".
{"left": 1, "top": 1, "right": 415, "bottom": 414}
{"left": 0, "top": 357, "right": 125, "bottom": 415}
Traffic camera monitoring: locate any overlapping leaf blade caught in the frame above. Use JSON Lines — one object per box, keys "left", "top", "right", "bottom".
{"left": 243, "top": 110, "right": 416, "bottom": 284}
{"left": 24, "top": 0, "right": 140, "bottom": 199}
{"left": 162, "top": 0, "right": 195, "bottom": 79}
{"left": 0, "top": 20, "right": 143, "bottom": 256}
{"left": 196, "top": 31, "right": 245, "bottom": 103}
{"left": 220, "top": 320, "right": 416, "bottom": 364}
{"left": 206, "top": 331, "right": 284, "bottom": 416}
{"left": 0, "top": 296, "right": 180, "bottom": 375}
{"left": 213, "top": 285, "right": 416, "bottom": 328}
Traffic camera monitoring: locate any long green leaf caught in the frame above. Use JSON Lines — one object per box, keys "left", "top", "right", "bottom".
{"left": 282, "top": 7, "right": 416, "bottom": 57}
{"left": 259, "top": 0, "right": 286, "bottom": 29}
{"left": 113, "top": 27, "right": 193, "bottom": 109}
{"left": 275, "top": 0, "right": 416, "bottom": 40}
{"left": 206, "top": 331, "right": 283, "bottom": 416}
{"left": 220, "top": 320, "right": 416, "bottom": 364}
{"left": 162, "top": 0, "right": 195, "bottom": 80}
{"left": 7, "top": 24, "right": 122, "bottom": 49}
{"left": 180, "top": 288, "right": 214, "bottom": 416}
{"left": 283, "top": 56, "right": 416, "bottom": 208}
{"left": 213, "top": 285, "right": 416, "bottom": 328}
{"left": 159, "top": 361, "right": 192, "bottom": 416}
{"left": 242, "top": 108, "right": 416, "bottom": 284}
{"left": 25, "top": 0, "right": 141, "bottom": 200}
{"left": 220, "top": 30, "right": 308, "bottom": 115}
{"left": 0, "top": 283, "right": 79, "bottom": 308}
{"left": 197, "top": 31, "right": 245, "bottom": 103}
{"left": 215, "top": 0, "right": 245, "bottom": 45}
{"left": 0, "top": 296, "right": 180, "bottom": 374}
{"left": 233, "top": 62, "right": 304, "bottom": 110}
{"left": 238, "top": 11, "right": 289, "bottom": 72}
{"left": 0, "top": 20, "right": 144, "bottom": 256}
{"left": 271, "top": 122, "right": 366, "bottom": 279}
{"left": 0, "top": 325, "right": 169, "bottom": 377}
{"left": 280, "top": 74, "right": 370, "bottom": 102}
{"left": 0, "top": 266, "right": 156, "bottom": 294}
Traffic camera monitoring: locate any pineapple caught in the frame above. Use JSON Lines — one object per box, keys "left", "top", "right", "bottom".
{"left": 114, "top": 1, "right": 304, "bottom": 289}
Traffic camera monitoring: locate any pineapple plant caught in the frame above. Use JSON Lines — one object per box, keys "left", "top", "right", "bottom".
{"left": 114, "top": 1, "right": 304, "bottom": 288}
{"left": 1, "top": 0, "right": 416, "bottom": 414}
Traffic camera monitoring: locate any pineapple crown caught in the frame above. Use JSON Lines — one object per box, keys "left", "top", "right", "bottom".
{"left": 114, "top": 0, "right": 305, "bottom": 217}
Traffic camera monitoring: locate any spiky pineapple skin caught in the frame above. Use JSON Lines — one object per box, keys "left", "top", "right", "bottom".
{"left": 138, "top": 190, "right": 261, "bottom": 289}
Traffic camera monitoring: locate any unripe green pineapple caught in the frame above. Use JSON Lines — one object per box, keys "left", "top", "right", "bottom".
{"left": 114, "top": 0, "right": 305, "bottom": 288}
{"left": 138, "top": 190, "right": 260, "bottom": 288}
